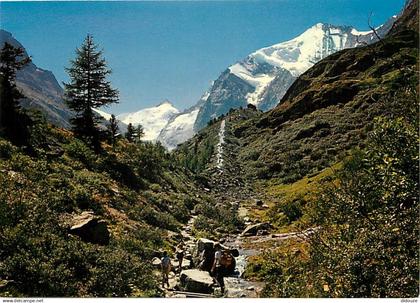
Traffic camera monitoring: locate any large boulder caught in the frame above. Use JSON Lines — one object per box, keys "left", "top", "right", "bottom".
{"left": 152, "top": 257, "right": 161, "bottom": 269}
{"left": 180, "top": 269, "right": 214, "bottom": 293}
{"left": 240, "top": 222, "right": 271, "bottom": 237}
{"left": 69, "top": 211, "right": 110, "bottom": 245}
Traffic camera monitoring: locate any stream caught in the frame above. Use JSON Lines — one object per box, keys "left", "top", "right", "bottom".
{"left": 165, "top": 119, "right": 266, "bottom": 297}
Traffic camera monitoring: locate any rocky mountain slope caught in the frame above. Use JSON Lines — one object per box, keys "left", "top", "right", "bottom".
{"left": 0, "top": 30, "right": 73, "bottom": 128}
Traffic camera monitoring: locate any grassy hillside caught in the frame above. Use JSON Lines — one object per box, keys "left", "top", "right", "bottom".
{"left": 0, "top": 121, "right": 207, "bottom": 297}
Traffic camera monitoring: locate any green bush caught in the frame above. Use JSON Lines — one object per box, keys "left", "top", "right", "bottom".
{"left": 193, "top": 200, "right": 243, "bottom": 235}
{"left": 0, "top": 170, "right": 160, "bottom": 297}
{"left": 0, "top": 139, "right": 15, "bottom": 159}
{"left": 65, "top": 139, "right": 96, "bottom": 169}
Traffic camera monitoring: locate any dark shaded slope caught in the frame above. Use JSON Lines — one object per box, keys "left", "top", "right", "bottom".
{"left": 390, "top": 0, "right": 419, "bottom": 33}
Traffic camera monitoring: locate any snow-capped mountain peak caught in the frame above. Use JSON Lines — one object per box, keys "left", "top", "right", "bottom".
{"left": 220, "top": 18, "right": 395, "bottom": 113}
{"left": 117, "top": 101, "right": 180, "bottom": 141}
{"left": 250, "top": 23, "right": 350, "bottom": 76}
{"left": 156, "top": 91, "right": 210, "bottom": 150}
{"left": 227, "top": 23, "right": 376, "bottom": 109}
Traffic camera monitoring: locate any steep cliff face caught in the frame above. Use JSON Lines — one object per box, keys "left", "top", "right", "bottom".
{"left": 0, "top": 30, "right": 73, "bottom": 128}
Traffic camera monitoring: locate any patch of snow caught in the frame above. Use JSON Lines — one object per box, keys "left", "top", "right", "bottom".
{"left": 245, "top": 74, "right": 275, "bottom": 106}
{"left": 329, "top": 28, "right": 342, "bottom": 34}
{"left": 201, "top": 91, "right": 210, "bottom": 102}
{"left": 351, "top": 28, "right": 373, "bottom": 36}
{"left": 93, "top": 108, "right": 112, "bottom": 121}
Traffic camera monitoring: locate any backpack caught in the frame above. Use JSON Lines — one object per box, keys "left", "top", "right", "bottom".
{"left": 161, "top": 256, "right": 171, "bottom": 271}
{"left": 219, "top": 250, "right": 233, "bottom": 268}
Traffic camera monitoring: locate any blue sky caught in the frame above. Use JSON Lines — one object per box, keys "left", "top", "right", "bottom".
{"left": 1, "top": 0, "right": 405, "bottom": 114}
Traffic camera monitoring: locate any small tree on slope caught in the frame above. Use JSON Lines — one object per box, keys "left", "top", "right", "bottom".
{"left": 107, "top": 114, "right": 119, "bottom": 148}
{"left": 135, "top": 124, "right": 145, "bottom": 143}
{"left": 64, "top": 34, "right": 118, "bottom": 153}
{"left": 125, "top": 123, "right": 135, "bottom": 143}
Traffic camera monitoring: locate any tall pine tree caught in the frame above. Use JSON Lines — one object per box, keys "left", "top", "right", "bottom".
{"left": 64, "top": 34, "right": 118, "bottom": 153}
{"left": 0, "top": 42, "right": 32, "bottom": 146}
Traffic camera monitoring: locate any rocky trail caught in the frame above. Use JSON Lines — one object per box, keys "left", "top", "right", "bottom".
{"left": 163, "top": 214, "right": 264, "bottom": 298}
{"left": 161, "top": 119, "right": 312, "bottom": 298}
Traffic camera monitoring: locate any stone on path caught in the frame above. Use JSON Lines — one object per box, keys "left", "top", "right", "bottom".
{"left": 172, "top": 258, "right": 192, "bottom": 270}
{"left": 254, "top": 199, "right": 263, "bottom": 207}
{"left": 180, "top": 269, "right": 214, "bottom": 293}
{"left": 240, "top": 222, "right": 271, "bottom": 237}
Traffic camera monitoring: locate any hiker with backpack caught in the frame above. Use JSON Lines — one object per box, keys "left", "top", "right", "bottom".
{"left": 161, "top": 251, "right": 172, "bottom": 288}
{"left": 211, "top": 242, "right": 233, "bottom": 294}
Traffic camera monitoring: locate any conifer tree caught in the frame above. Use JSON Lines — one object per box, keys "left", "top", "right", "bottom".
{"left": 64, "top": 34, "right": 118, "bottom": 153}
{"left": 107, "top": 114, "right": 119, "bottom": 148}
{"left": 135, "top": 124, "right": 144, "bottom": 143}
{"left": 125, "top": 123, "right": 135, "bottom": 142}
{"left": 0, "top": 42, "right": 32, "bottom": 146}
